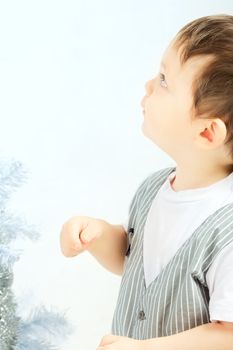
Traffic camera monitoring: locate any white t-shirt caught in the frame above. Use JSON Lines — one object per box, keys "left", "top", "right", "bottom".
{"left": 123, "top": 170, "right": 233, "bottom": 323}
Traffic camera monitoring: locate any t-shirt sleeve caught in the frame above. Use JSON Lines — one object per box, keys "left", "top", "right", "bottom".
{"left": 206, "top": 241, "right": 233, "bottom": 322}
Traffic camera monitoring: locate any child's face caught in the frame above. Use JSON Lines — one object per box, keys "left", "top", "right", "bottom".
{"left": 140, "top": 38, "right": 211, "bottom": 159}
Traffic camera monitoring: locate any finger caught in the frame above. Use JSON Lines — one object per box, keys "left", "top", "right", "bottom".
{"left": 80, "top": 228, "right": 100, "bottom": 244}
{"left": 69, "top": 222, "right": 83, "bottom": 248}
{"left": 99, "top": 334, "right": 121, "bottom": 346}
{"left": 73, "top": 232, "right": 83, "bottom": 249}
{"left": 79, "top": 230, "right": 91, "bottom": 243}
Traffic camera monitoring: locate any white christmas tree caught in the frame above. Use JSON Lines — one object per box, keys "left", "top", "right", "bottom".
{"left": 0, "top": 157, "right": 73, "bottom": 349}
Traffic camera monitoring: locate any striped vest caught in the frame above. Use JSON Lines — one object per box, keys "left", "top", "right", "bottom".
{"left": 111, "top": 166, "right": 233, "bottom": 339}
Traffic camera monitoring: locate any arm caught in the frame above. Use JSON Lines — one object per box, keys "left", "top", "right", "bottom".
{"left": 141, "top": 321, "right": 233, "bottom": 350}
{"left": 87, "top": 222, "right": 128, "bottom": 276}
{"left": 97, "top": 321, "right": 233, "bottom": 349}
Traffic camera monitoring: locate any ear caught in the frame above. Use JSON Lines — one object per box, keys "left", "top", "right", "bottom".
{"left": 195, "top": 118, "right": 227, "bottom": 150}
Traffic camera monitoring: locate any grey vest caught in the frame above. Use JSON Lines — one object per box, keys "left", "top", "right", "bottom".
{"left": 111, "top": 166, "right": 233, "bottom": 339}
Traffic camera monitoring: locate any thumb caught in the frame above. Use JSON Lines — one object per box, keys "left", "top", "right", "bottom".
{"left": 79, "top": 227, "right": 99, "bottom": 244}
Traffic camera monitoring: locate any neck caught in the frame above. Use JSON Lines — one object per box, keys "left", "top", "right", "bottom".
{"left": 171, "top": 164, "right": 233, "bottom": 192}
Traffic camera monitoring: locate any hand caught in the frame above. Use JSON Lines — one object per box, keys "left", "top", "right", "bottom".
{"left": 60, "top": 215, "right": 107, "bottom": 257}
{"left": 96, "top": 334, "right": 144, "bottom": 350}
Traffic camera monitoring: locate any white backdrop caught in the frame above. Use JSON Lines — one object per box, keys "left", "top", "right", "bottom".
{"left": 0, "top": 1, "right": 232, "bottom": 349}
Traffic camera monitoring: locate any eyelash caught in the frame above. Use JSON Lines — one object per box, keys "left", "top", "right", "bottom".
{"left": 159, "top": 73, "right": 167, "bottom": 88}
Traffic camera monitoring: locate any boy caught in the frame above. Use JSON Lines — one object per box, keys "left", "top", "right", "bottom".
{"left": 60, "top": 14, "right": 233, "bottom": 349}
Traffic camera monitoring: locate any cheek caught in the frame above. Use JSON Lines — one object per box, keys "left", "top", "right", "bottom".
{"left": 143, "top": 93, "right": 191, "bottom": 145}
{"left": 146, "top": 95, "right": 176, "bottom": 131}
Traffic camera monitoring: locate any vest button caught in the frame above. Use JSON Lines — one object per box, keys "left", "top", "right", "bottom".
{"left": 138, "top": 310, "right": 146, "bottom": 320}
{"left": 129, "top": 227, "right": 134, "bottom": 235}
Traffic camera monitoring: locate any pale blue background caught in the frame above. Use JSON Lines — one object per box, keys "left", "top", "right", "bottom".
{"left": 0, "top": 1, "right": 232, "bottom": 349}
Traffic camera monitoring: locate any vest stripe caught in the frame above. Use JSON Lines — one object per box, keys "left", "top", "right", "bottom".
{"left": 111, "top": 167, "right": 233, "bottom": 338}
{"left": 115, "top": 171, "right": 168, "bottom": 334}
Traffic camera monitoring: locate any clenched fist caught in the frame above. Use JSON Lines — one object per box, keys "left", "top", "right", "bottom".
{"left": 60, "top": 215, "right": 107, "bottom": 257}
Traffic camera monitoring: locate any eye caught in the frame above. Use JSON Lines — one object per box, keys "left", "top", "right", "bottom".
{"left": 159, "top": 73, "right": 167, "bottom": 88}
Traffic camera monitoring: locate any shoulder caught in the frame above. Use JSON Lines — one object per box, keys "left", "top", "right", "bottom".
{"left": 141, "top": 166, "right": 176, "bottom": 193}
{"left": 129, "top": 166, "right": 175, "bottom": 207}
{"left": 150, "top": 166, "right": 176, "bottom": 182}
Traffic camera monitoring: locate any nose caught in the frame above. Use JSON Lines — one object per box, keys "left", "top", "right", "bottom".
{"left": 145, "top": 79, "right": 155, "bottom": 94}
{"left": 141, "top": 79, "right": 154, "bottom": 109}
